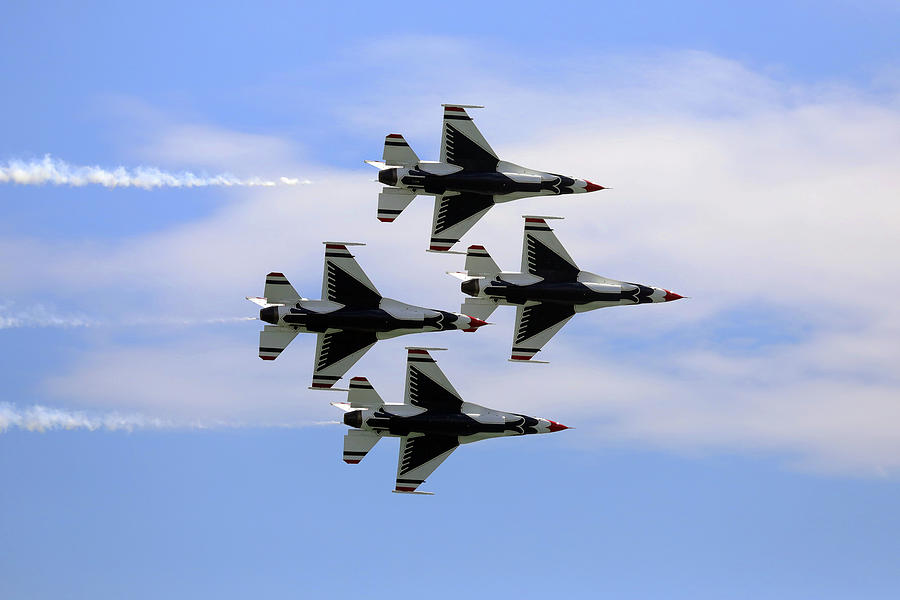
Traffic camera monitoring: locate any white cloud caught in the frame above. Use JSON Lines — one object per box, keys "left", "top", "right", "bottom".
{"left": 3, "top": 45, "right": 900, "bottom": 475}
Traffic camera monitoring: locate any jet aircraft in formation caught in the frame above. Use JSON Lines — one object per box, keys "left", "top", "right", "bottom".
{"left": 332, "top": 347, "right": 569, "bottom": 494}
{"left": 449, "top": 216, "right": 683, "bottom": 362}
{"left": 249, "top": 105, "right": 684, "bottom": 492}
{"left": 247, "top": 242, "right": 488, "bottom": 390}
{"left": 366, "top": 104, "right": 606, "bottom": 252}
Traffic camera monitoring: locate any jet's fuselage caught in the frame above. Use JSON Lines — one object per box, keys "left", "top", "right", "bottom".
{"left": 464, "top": 272, "right": 673, "bottom": 310}
{"left": 378, "top": 162, "right": 600, "bottom": 201}
{"left": 260, "top": 298, "right": 483, "bottom": 335}
{"left": 343, "top": 402, "right": 564, "bottom": 442}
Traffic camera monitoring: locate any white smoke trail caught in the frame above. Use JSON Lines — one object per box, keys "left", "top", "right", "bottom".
{"left": 0, "top": 402, "right": 340, "bottom": 433}
{"left": 0, "top": 304, "right": 257, "bottom": 330}
{"left": 0, "top": 155, "right": 311, "bottom": 189}
{"left": 0, "top": 304, "right": 100, "bottom": 330}
{"left": 0, "top": 402, "right": 171, "bottom": 432}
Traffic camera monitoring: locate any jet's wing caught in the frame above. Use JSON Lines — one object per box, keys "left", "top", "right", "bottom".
{"left": 311, "top": 330, "right": 378, "bottom": 389}
{"left": 439, "top": 105, "right": 499, "bottom": 172}
{"left": 521, "top": 216, "right": 580, "bottom": 282}
{"left": 343, "top": 429, "right": 382, "bottom": 464}
{"left": 394, "top": 433, "right": 459, "bottom": 493}
{"left": 404, "top": 348, "right": 464, "bottom": 411}
{"left": 259, "top": 325, "right": 299, "bottom": 361}
{"left": 510, "top": 301, "right": 576, "bottom": 362}
{"left": 321, "top": 243, "right": 382, "bottom": 307}
{"left": 428, "top": 192, "right": 495, "bottom": 252}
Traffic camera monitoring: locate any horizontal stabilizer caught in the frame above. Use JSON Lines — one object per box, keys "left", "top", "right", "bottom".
{"left": 343, "top": 429, "right": 382, "bottom": 464}
{"left": 259, "top": 325, "right": 299, "bottom": 361}
{"left": 383, "top": 134, "right": 419, "bottom": 167}
{"left": 377, "top": 187, "right": 417, "bottom": 223}
{"left": 264, "top": 272, "right": 300, "bottom": 304}
{"left": 461, "top": 297, "right": 499, "bottom": 321}
{"left": 465, "top": 245, "right": 500, "bottom": 276}
{"left": 347, "top": 376, "right": 384, "bottom": 409}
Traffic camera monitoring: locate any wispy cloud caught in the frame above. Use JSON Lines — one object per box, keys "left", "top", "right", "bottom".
{"left": 0, "top": 155, "right": 311, "bottom": 189}
{"left": 4, "top": 45, "right": 900, "bottom": 475}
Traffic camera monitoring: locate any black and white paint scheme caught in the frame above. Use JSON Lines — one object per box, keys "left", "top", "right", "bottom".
{"left": 247, "top": 243, "right": 489, "bottom": 389}
{"left": 366, "top": 104, "right": 606, "bottom": 252}
{"left": 332, "top": 347, "right": 569, "bottom": 494}
{"left": 449, "top": 216, "right": 684, "bottom": 362}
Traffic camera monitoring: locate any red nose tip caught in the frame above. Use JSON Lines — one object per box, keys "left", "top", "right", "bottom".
{"left": 583, "top": 181, "right": 606, "bottom": 192}
{"left": 461, "top": 316, "right": 491, "bottom": 332}
{"left": 664, "top": 290, "right": 684, "bottom": 302}
{"left": 548, "top": 420, "right": 569, "bottom": 432}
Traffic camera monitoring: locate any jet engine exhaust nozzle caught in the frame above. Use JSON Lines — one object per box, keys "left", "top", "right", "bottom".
{"left": 378, "top": 168, "right": 398, "bottom": 186}
{"left": 461, "top": 278, "right": 480, "bottom": 297}
{"left": 343, "top": 410, "right": 364, "bottom": 429}
{"left": 259, "top": 306, "right": 279, "bottom": 324}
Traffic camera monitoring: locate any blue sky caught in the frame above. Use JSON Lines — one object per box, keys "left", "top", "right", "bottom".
{"left": 2, "top": 2, "right": 900, "bottom": 598}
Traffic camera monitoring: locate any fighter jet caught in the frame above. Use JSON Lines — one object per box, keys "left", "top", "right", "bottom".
{"left": 366, "top": 104, "right": 606, "bottom": 252}
{"left": 332, "top": 347, "right": 570, "bottom": 494}
{"left": 449, "top": 216, "right": 684, "bottom": 362}
{"left": 247, "top": 242, "right": 489, "bottom": 390}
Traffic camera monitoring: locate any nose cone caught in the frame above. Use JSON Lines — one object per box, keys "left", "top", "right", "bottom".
{"left": 547, "top": 420, "right": 569, "bottom": 432}
{"left": 461, "top": 315, "right": 490, "bottom": 332}
{"left": 583, "top": 180, "right": 606, "bottom": 192}
{"left": 259, "top": 306, "right": 279, "bottom": 324}
{"left": 663, "top": 290, "right": 684, "bottom": 302}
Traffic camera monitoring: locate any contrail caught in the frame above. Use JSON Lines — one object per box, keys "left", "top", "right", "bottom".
{"left": 0, "top": 155, "right": 311, "bottom": 189}
{"left": 0, "top": 305, "right": 99, "bottom": 330}
{"left": 0, "top": 402, "right": 171, "bottom": 432}
{"left": 0, "top": 403, "right": 340, "bottom": 433}
{"left": 0, "top": 304, "right": 257, "bottom": 330}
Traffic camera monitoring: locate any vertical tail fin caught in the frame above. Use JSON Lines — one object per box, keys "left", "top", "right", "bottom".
{"left": 465, "top": 245, "right": 500, "bottom": 277}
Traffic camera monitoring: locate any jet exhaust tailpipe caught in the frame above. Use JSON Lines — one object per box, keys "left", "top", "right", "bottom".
{"left": 461, "top": 278, "right": 480, "bottom": 297}
{"left": 259, "top": 306, "right": 279, "bottom": 325}
{"left": 343, "top": 410, "right": 364, "bottom": 429}
{"left": 378, "top": 168, "right": 398, "bottom": 186}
